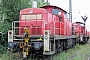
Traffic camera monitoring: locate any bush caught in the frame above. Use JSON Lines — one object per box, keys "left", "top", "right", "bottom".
{"left": 0, "top": 21, "right": 11, "bottom": 53}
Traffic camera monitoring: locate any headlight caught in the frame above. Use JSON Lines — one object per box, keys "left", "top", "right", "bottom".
{"left": 33, "top": 42, "right": 42, "bottom": 50}
{"left": 8, "top": 42, "right": 14, "bottom": 48}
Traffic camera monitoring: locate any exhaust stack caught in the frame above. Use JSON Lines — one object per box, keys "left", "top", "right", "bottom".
{"left": 32, "top": 1, "right": 37, "bottom": 8}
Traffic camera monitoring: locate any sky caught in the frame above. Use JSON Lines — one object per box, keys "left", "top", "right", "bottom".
{"left": 48, "top": 0, "right": 90, "bottom": 31}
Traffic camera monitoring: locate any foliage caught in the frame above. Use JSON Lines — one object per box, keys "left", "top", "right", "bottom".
{"left": 35, "top": 0, "right": 48, "bottom": 7}
{"left": 0, "top": 0, "right": 33, "bottom": 41}
{"left": 0, "top": 51, "right": 13, "bottom": 60}
{"left": 0, "top": 0, "right": 47, "bottom": 53}
{"left": 0, "top": 21, "right": 11, "bottom": 53}
{"left": 1, "top": 0, "right": 31, "bottom": 22}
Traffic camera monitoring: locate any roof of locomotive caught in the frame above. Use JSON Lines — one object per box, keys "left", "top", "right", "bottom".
{"left": 41, "top": 5, "right": 67, "bottom": 13}
{"left": 20, "top": 8, "right": 46, "bottom": 12}
{"left": 20, "top": 8, "right": 47, "bottom": 14}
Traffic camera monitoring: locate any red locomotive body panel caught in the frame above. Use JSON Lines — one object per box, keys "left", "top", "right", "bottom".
{"left": 19, "top": 5, "right": 72, "bottom": 36}
{"left": 42, "top": 5, "right": 72, "bottom": 36}
{"left": 73, "top": 22, "right": 85, "bottom": 36}
{"left": 19, "top": 8, "right": 48, "bottom": 36}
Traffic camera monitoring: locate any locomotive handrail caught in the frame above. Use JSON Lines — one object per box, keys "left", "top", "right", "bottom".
{"left": 12, "top": 20, "right": 64, "bottom": 43}
{"left": 12, "top": 20, "right": 56, "bottom": 35}
{"left": 12, "top": 20, "right": 46, "bottom": 40}
{"left": 13, "top": 27, "right": 45, "bottom": 28}
{"left": 12, "top": 20, "right": 65, "bottom": 36}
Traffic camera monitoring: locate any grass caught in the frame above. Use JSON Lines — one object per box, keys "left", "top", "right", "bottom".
{"left": 50, "top": 42, "right": 90, "bottom": 60}
{"left": 0, "top": 51, "right": 23, "bottom": 60}
{"left": 0, "top": 51, "right": 34, "bottom": 60}
{"left": 71, "top": 44, "right": 90, "bottom": 60}
{"left": 50, "top": 44, "right": 80, "bottom": 60}
{"left": 0, "top": 51, "right": 12, "bottom": 60}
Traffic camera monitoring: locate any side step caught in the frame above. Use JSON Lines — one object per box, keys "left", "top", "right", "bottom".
{"left": 43, "top": 51, "right": 55, "bottom": 55}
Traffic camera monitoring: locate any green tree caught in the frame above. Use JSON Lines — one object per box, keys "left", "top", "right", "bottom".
{"left": 1, "top": 0, "right": 32, "bottom": 22}
{"left": 35, "top": 0, "right": 48, "bottom": 7}
{"left": 0, "top": 0, "right": 47, "bottom": 52}
{"left": 0, "top": 0, "right": 32, "bottom": 48}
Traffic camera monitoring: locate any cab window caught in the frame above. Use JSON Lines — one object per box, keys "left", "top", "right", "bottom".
{"left": 59, "top": 16, "right": 62, "bottom": 22}
{"left": 52, "top": 8, "right": 61, "bottom": 15}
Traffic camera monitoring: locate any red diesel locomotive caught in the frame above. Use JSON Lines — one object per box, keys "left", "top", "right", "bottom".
{"left": 73, "top": 22, "right": 89, "bottom": 43}
{"left": 8, "top": 5, "right": 89, "bottom": 57}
